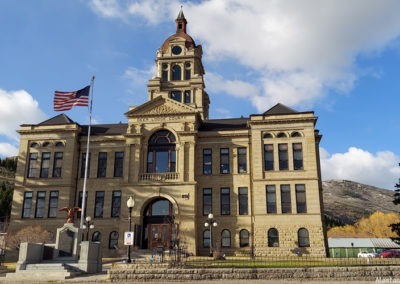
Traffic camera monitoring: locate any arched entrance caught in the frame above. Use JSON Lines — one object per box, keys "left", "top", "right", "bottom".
{"left": 142, "top": 198, "right": 176, "bottom": 250}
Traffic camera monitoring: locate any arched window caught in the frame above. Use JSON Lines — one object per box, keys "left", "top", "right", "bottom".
{"left": 55, "top": 141, "right": 65, "bottom": 147}
{"left": 42, "top": 142, "right": 51, "bottom": 147}
{"left": 145, "top": 199, "right": 172, "bottom": 216}
{"left": 291, "top": 131, "right": 302, "bottom": 137}
{"left": 203, "top": 229, "right": 210, "bottom": 248}
{"left": 239, "top": 229, "right": 249, "bottom": 247}
{"left": 268, "top": 228, "right": 279, "bottom": 247}
{"left": 172, "top": 65, "right": 181, "bottom": 81}
{"left": 185, "top": 62, "right": 191, "bottom": 80}
{"left": 263, "top": 133, "right": 273, "bottom": 139}
{"left": 277, "top": 132, "right": 287, "bottom": 138}
{"left": 221, "top": 229, "right": 231, "bottom": 248}
{"left": 162, "top": 63, "right": 168, "bottom": 81}
{"left": 147, "top": 130, "right": 176, "bottom": 173}
{"left": 298, "top": 228, "right": 310, "bottom": 247}
{"left": 92, "top": 231, "right": 101, "bottom": 242}
{"left": 109, "top": 231, "right": 119, "bottom": 249}
{"left": 30, "top": 142, "right": 39, "bottom": 148}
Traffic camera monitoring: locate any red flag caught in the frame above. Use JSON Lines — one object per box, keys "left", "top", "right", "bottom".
{"left": 53, "top": 85, "right": 90, "bottom": 111}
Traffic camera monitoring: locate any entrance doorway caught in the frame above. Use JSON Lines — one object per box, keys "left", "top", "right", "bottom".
{"left": 149, "top": 224, "right": 170, "bottom": 249}
{"left": 142, "top": 198, "right": 175, "bottom": 250}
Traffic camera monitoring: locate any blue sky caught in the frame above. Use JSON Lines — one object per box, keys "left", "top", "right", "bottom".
{"left": 1, "top": 0, "right": 400, "bottom": 189}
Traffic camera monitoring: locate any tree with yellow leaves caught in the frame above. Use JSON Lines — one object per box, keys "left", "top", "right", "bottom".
{"left": 328, "top": 211, "right": 400, "bottom": 238}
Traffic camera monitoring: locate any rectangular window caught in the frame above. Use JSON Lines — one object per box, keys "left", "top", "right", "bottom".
{"left": 203, "top": 149, "right": 212, "bottom": 175}
{"left": 97, "top": 152, "right": 107, "bottom": 178}
{"left": 28, "top": 153, "right": 39, "bottom": 178}
{"left": 237, "top": 147, "right": 247, "bottom": 173}
{"left": 114, "top": 152, "right": 124, "bottom": 177}
{"left": 35, "top": 191, "right": 46, "bottom": 218}
{"left": 220, "top": 187, "right": 230, "bottom": 215}
{"left": 94, "top": 191, "right": 104, "bottom": 218}
{"left": 293, "top": 143, "right": 304, "bottom": 170}
{"left": 220, "top": 148, "right": 230, "bottom": 174}
{"left": 170, "top": 91, "right": 182, "bottom": 102}
{"left": 266, "top": 185, "right": 277, "bottom": 213}
{"left": 81, "top": 153, "right": 91, "bottom": 178}
{"left": 111, "top": 191, "right": 121, "bottom": 217}
{"left": 48, "top": 191, "right": 59, "bottom": 218}
{"left": 184, "top": 90, "right": 191, "bottom": 104}
{"left": 203, "top": 188, "right": 212, "bottom": 216}
{"left": 40, "top": 152, "right": 51, "bottom": 178}
{"left": 22, "top": 191, "right": 33, "bottom": 218}
{"left": 281, "top": 184, "right": 292, "bottom": 213}
{"left": 296, "top": 184, "right": 307, "bottom": 213}
{"left": 264, "top": 144, "right": 274, "bottom": 171}
{"left": 278, "top": 144, "right": 288, "bottom": 170}
{"left": 52, "top": 152, "right": 63, "bottom": 178}
{"left": 238, "top": 187, "right": 248, "bottom": 215}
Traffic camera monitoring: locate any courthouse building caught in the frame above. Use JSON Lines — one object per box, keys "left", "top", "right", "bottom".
{"left": 8, "top": 10, "right": 327, "bottom": 258}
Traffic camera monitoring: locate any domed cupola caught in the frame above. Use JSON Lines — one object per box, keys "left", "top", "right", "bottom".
{"left": 160, "top": 8, "right": 196, "bottom": 53}
{"left": 147, "top": 8, "right": 210, "bottom": 120}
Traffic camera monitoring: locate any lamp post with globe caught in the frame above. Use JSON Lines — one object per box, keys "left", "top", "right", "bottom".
{"left": 126, "top": 196, "right": 135, "bottom": 263}
{"left": 204, "top": 213, "right": 218, "bottom": 257}
{"left": 82, "top": 216, "right": 94, "bottom": 241}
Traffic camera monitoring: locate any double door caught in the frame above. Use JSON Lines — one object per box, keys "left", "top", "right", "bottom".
{"left": 149, "top": 224, "right": 171, "bottom": 249}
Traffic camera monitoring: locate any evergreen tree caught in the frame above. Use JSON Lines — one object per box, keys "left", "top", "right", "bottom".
{"left": 390, "top": 164, "right": 400, "bottom": 239}
{"left": 0, "top": 181, "right": 13, "bottom": 217}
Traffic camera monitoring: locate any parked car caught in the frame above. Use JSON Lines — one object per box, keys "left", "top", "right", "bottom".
{"left": 378, "top": 250, "right": 400, "bottom": 258}
{"left": 357, "top": 251, "right": 377, "bottom": 258}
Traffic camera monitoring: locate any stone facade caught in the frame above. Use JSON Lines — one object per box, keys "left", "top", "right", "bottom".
{"left": 7, "top": 10, "right": 327, "bottom": 259}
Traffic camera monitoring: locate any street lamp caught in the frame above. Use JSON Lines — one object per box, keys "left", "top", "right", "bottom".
{"left": 204, "top": 213, "right": 217, "bottom": 257}
{"left": 126, "top": 196, "right": 135, "bottom": 263}
{"left": 82, "top": 216, "right": 94, "bottom": 241}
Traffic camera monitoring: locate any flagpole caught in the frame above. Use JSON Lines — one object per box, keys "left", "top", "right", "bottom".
{"left": 80, "top": 76, "right": 95, "bottom": 229}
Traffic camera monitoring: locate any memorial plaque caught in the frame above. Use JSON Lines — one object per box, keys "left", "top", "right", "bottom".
{"left": 58, "top": 229, "right": 74, "bottom": 257}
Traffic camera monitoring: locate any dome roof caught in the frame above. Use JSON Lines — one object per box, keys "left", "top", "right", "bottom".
{"left": 159, "top": 9, "right": 196, "bottom": 52}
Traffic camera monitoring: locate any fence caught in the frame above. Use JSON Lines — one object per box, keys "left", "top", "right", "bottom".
{"left": 166, "top": 247, "right": 400, "bottom": 268}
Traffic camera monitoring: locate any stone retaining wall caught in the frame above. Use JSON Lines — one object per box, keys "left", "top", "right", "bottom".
{"left": 108, "top": 265, "right": 400, "bottom": 282}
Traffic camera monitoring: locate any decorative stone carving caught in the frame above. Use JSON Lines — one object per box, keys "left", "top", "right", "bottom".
{"left": 147, "top": 104, "right": 179, "bottom": 114}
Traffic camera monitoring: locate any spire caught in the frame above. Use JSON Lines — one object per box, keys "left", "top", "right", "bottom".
{"left": 175, "top": 7, "right": 187, "bottom": 34}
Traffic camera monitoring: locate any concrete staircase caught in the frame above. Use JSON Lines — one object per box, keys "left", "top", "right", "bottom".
{"left": 5, "top": 262, "right": 82, "bottom": 281}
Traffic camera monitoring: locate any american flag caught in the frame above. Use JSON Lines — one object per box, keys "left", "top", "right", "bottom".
{"left": 53, "top": 85, "right": 90, "bottom": 111}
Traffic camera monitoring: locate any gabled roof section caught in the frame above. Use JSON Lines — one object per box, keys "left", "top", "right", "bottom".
{"left": 263, "top": 103, "right": 298, "bottom": 116}
{"left": 198, "top": 117, "right": 249, "bottom": 131}
{"left": 81, "top": 123, "right": 128, "bottom": 136}
{"left": 125, "top": 96, "right": 197, "bottom": 117}
{"left": 37, "top": 114, "right": 76, "bottom": 126}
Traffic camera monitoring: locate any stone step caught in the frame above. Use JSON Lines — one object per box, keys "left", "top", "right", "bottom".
{"left": 6, "top": 270, "right": 81, "bottom": 281}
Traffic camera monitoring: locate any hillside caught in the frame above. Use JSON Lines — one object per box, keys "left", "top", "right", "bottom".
{"left": 322, "top": 179, "right": 398, "bottom": 225}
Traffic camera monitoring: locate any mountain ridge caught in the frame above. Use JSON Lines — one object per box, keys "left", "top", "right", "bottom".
{"left": 322, "top": 179, "right": 398, "bottom": 225}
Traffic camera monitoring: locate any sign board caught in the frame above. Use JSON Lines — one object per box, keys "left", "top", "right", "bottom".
{"left": 124, "top": 231, "right": 134, "bottom": 245}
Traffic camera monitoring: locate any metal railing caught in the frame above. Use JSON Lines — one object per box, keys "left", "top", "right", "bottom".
{"left": 166, "top": 248, "right": 400, "bottom": 268}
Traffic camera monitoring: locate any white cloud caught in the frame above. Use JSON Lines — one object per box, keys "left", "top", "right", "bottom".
{"left": 320, "top": 147, "right": 400, "bottom": 190}
{"left": 0, "top": 143, "right": 18, "bottom": 157}
{"left": 90, "top": 0, "right": 400, "bottom": 111}
{"left": 89, "top": 0, "right": 124, "bottom": 19}
{"left": 0, "top": 88, "right": 47, "bottom": 141}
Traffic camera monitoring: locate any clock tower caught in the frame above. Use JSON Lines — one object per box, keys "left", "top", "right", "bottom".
{"left": 147, "top": 9, "right": 210, "bottom": 120}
